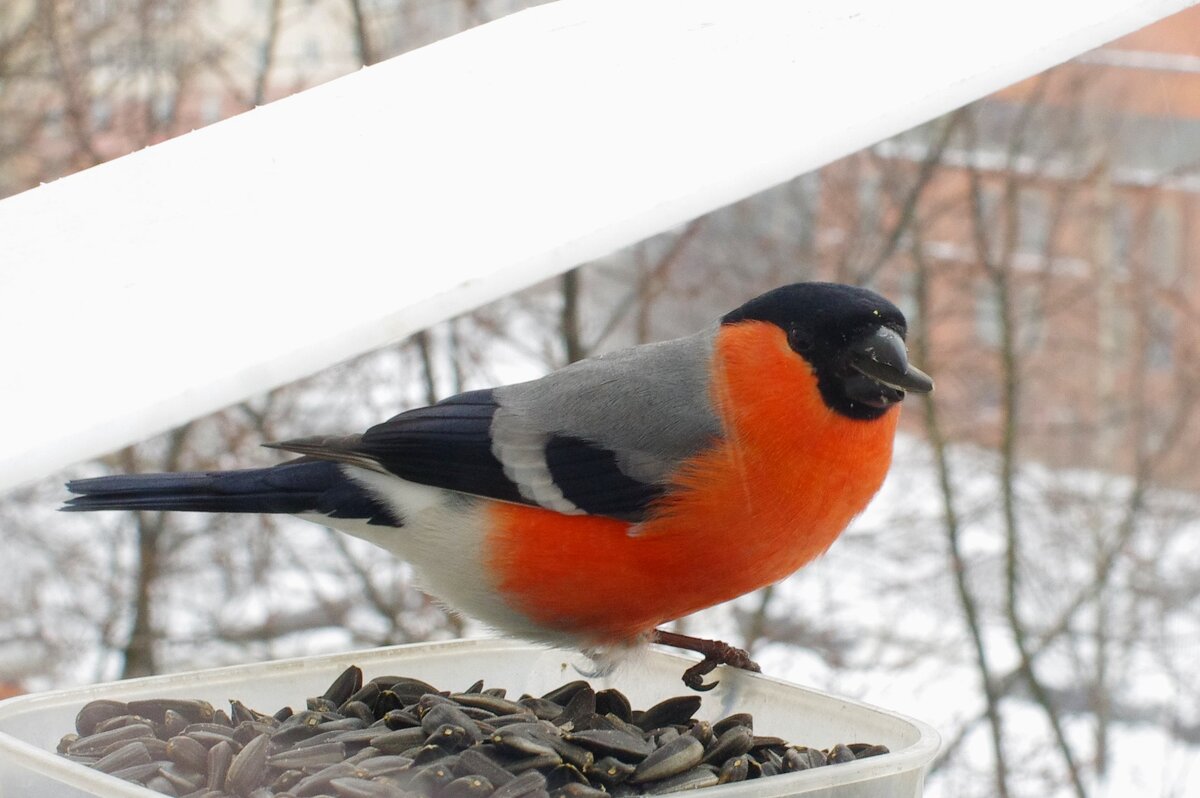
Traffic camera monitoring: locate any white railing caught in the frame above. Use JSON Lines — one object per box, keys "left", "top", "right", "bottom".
{"left": 0, "top": 0, "right": 1191, "bottom": 491}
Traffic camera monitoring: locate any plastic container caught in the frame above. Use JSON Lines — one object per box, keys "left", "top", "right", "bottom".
{"left": 0, "top": 638, "right": 939, "bottom": 797}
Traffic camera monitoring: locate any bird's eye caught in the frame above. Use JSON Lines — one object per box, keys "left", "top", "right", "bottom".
{"left": 787, "top": 328, "right": 814, "bottom": 354}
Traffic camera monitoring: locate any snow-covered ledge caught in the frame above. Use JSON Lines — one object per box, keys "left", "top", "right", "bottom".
{"left": 0, "top": 0, "right": 1191, "bottom": 491}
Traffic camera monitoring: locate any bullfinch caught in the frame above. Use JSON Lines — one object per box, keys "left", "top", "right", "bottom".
{"left": 65, "top": 282, "right": 932, "bottom": 688}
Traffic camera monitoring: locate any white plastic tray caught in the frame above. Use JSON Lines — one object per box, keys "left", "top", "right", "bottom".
{"left": 0, "top": 639, "right": 940, "bottom": 797}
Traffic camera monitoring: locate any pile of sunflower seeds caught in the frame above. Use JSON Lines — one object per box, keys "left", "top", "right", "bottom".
{"left": 56, "top": 666, "right": 889, "bottom": 797}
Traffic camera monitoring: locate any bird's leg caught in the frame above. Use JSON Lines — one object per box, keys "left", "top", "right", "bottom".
{"left": 650, "top": 629, "right": 762, "bottom": 691}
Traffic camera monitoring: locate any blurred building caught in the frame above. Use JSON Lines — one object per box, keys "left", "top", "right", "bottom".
{"left": 812, "top": 6, "right": 1200, "bottom": 490}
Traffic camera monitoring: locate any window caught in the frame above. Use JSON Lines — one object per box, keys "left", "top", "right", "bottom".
{"left": 1148, "top": 202, "right": 1180, "bottom": 283}
{"left": 973, "top": 281, "right": 1041, "bottom": 350}
{"left": 1110, "top": 198, "right": 1135, "bottom": 279}
{"left": 1015, "top": 283, "right": 1043, "bottom": 351}
{"left": 152, "top": 95, "right": 174, "bottom": 124}
{"left": 91, "top": 98, "right": 112, "bottom": 132}
{"left": 1146, "top": 311, "right": 1173, "bottom": 370}
{"left": 976, "top": 282, "right": 1001, "bottom": 347}
{"left": 1017, "top": 186, "right": 1049, "bottom": 254}
{"left": 977, "top": 183, "right": 1007, "bottom": 263}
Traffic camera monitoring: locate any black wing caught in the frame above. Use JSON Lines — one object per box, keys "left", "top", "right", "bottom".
{"left": 270, "top": 389, "right": 665, "bottom": 522}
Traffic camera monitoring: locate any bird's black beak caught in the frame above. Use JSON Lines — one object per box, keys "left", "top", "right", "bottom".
{"left": 848, "top": 327, "right": 934, "bottom": 394}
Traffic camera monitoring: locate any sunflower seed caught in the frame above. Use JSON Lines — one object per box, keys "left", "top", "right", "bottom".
{"left": 827, "top": 742, "right": 856, "bottom": 764}
{"left": 127, "top": 699, "right": 215, "bottom": 726}
{"left": 306, "top": 696, "right": 341, "bottom": 714}
{"left": 710, "top": 713, "right": 753, "bottom": 737}
{"left": 67, "top": 722, "right": 156, "bottom": 756}
{"left": 702, "top": 725, "right": 753, "bottom": 764}
{"left": 290, "top": 761, "right": 361, "bottom": 796}
{"left": 591, "top": 689, "right": 631, "bottom": 723}
{"left": 270, "top": 768, "right": 305, "bottom": 792}
{"left": 422, "top": 703, "right": 482, "bottom": 743}
{"left": 539, "top": 681, "right": 590, "bottom": 705}
{"left": 206, "top": 739, "right": 234, "bottom": 789}
{"left": 383, "top": 677, "right": 441, "bottom": 705}
{"left": 407, "top": 761, "right": 457, "bottom": 795}
{"left": 585, "top": 755, "right": 636, "bottom": 787}
{"left": 427, "top": 723, "right": 473, "bottom": 751}
{"left": 166, "top": 734, "right": 209, "bottom": 772}
{"left": 340, "top": 700, "right": 376, "bottom": 725}
{"left": 567, "top": 729, "right": 653, "bottom": 762}
{"left": 490, "top": 769, "right": 549, "bottom": 798}
{"left": 92, "top": 741, "right": 152, "bottom": 774}
{"left": 380, "top": 708, "right": 421, "bottom": 729}
{"left": 488, "top": 711, "right": 540, "bottom": 727}
{"left": 454, "top": 747, "right": 514, "bottom": 785}
{"left": 554, "top": 686, "right": 596, "bottom": 728}
{"left": 784, "top": 746, "right": 825, "bottom": 770}
{"left": 156, "top": 761, "right": 206, "bottom": 792}
{"left": 441, "top": 774, "right": 495, "bottom": 798}
{"left": 640, "top": 765, "right": 718, "bottom": 794}
{"left": 142, "top": 773, "right": 180, "bottom": 795}
{"left": 74, "top": 700, "right": 129, "bottom": 736}
{"left": 356, "top": 754, "right": 416, "bottom": 778}
{"left": 450, "top": 692, "right": 527, "bottom": 716}
{"left": 325, "top": 725, "right": 388, "bottom": 748}
{"left": 507, "top": 752, "right": 564, "bottom": 773}
{"left": 369, "top": 726, "right": 426, "bottom": 754}
{"left": 342, "top": 682, "right": 382, "bottom": 712}
{"left": 630, "top": 735, "right": 704, "bottom": 783}
{"left": 851, "top": 742, "right": 889, "bottom": 759}
{"left": 717, "top": 754, "right": 751, "bottom": 783}
{"left": 230, "top": 699, "right": 264, "bottom": 725}
{"left": 323, "top": 666, "right": 364, "bottom": 706}
{"left": 536, "top": 733, "right": 594, "bottom": 771}
{"left": 94, "top": 714, "right": 155, "bottom": 734}
{"left": 266, "top": 741, "right": 347, "bottom": 771}
{"left": 108, "top": 758, "right": 163, "bottom": 782}
{"left": 225, "top": 732, "right": 271, "bottom": 796}
{"left": 491, "top": 727, "right": 558, "bottom": 758}
{"left": 518, "top": 697, "right": 565, "bottom": 721}
{"left": 160, "top": 709, "right": 190, "bottom": 739}
{"left": 684, "top": 720, "right": 712, "bottom": 747}
{"left": 634, "top": 696, "right": 701, "bottom": 732}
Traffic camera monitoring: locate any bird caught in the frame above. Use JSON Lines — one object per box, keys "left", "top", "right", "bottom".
{"left": 65, "top": 282, "right": 932, "bottom": 689}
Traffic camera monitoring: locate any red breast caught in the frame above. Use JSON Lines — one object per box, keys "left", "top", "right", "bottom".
{"left": 484, "top": 321, "right": 898, "bottom": 644}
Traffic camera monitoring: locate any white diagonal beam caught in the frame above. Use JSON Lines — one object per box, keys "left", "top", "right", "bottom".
{"left": 0, "top": 0, "right": 1192, "bottom": 490}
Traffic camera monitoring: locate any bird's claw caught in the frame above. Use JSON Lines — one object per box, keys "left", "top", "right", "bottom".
{"left": 651, "top": 629, "right": 762, "bottom": 691}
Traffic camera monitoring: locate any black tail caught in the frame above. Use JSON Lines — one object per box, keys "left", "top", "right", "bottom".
{"left": 63, "top": 460, "right": 401, "bottom": 526}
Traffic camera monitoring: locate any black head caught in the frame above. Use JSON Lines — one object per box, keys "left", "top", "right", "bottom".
{"left": 722, "top": 282, "right": 933, "bottom": 420}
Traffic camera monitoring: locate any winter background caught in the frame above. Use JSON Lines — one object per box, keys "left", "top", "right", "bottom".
{"left": 2, "top": 2, "right": 1199, "bottom": 797}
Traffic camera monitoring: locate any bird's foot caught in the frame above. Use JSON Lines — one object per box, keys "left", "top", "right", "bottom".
{"left": 650, "top": 629, "right": 762, "bottom": 691}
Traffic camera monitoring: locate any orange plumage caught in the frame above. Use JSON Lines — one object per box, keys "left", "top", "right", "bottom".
{"left": 487, "top": 320, "right": 898, "bottom": 644}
